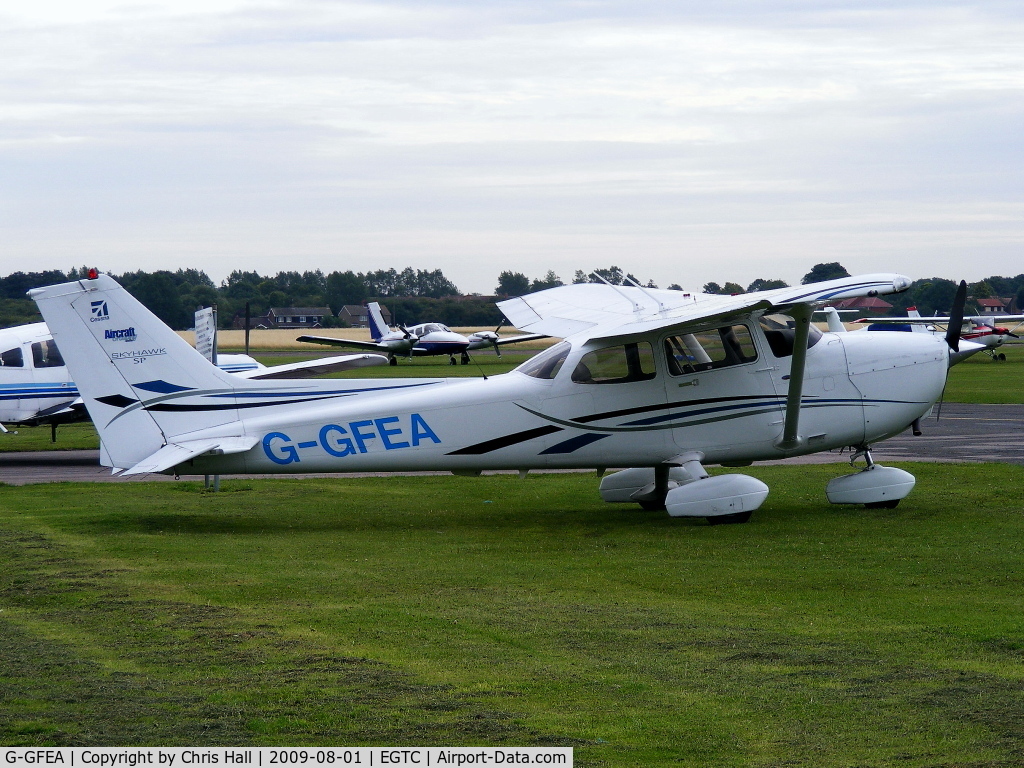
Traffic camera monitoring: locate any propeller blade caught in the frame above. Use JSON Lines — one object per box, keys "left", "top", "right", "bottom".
{"left": 492, "top": 340, "right": 501, "bottom": 358}
{"left": 945, "top": 280, "right": 967, "bottom": 352}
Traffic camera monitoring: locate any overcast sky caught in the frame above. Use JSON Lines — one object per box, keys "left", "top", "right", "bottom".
{"left": 1, "top": 1, "right": 1022, "bottom": 294}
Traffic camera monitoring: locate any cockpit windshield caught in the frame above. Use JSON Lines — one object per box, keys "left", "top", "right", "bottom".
{"left": 759, "top": 313, "right": 823, "bottom": 358}
{"left": 515, "top": 341, "right": 571, "bottom": 380}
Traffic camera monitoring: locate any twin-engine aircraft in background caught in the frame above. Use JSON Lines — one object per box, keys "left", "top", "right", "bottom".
{"left": 854, "top": 308, "right": 1022, "bottom": 360}
{"left": 298, "top": 301, "right": 545, "bottom": 365}
{"left": 0, "top": 320, "right": 385, "bottom": 433}
{"left": 32, "top": 271, "right": 970, "bottom": 524}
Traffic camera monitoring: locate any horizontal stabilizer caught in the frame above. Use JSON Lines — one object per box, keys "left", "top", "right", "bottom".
{"left": 122, "top": 435, "right": 259, "bottom": 476}
{"left": 237, "top": 353, "right": 388, "bottom": 379}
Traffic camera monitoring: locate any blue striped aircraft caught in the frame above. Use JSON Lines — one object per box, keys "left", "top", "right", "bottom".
{"left": 31, "top": 271, "right": 978, "bottom": 523}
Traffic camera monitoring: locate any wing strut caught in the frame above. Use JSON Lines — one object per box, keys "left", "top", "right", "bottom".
{"left": 775, "top": 303, "right": 812, "bottom": 452}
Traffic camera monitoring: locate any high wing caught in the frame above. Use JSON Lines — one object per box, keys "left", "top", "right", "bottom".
{"left": 235, "top": 353, "right": 388, "bottom": 379}
{"left": 295, "top": 335, "right": 391, "bottom": 352}
{"left": 499, "top": 274, "right": 912, "bottom": 342}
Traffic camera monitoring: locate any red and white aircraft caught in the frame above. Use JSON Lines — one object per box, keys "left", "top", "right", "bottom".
{"left": 855, "top": 306, "right": 1022, "bottom": 360}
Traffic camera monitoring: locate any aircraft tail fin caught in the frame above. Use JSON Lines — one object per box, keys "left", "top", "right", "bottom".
{"left": 30, "top": 274, "right": 244, "bottom": 471}
{"left": 367, "top": 302, "right": 390, "bottom": 341}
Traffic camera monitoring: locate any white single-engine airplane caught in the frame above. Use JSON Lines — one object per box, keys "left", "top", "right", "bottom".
{"left": 32, "top": 271, "right": 967, "bottom": 524}
{"left": 0, "top": 320, "right": 386, "bottom": 431}
{"left": 853, "top": 308, "right": 1023, "bottom": 360}
{"left": 298, "top": 301, "right": 545, "bottom": 365}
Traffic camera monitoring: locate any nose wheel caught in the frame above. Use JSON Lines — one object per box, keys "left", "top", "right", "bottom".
{"left": 826, "top": 445, "right": 915, "bottom": 508}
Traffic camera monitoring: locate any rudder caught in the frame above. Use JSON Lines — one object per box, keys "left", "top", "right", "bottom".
{"left": 30, "top": 274, "right": 242, "bottom": 470}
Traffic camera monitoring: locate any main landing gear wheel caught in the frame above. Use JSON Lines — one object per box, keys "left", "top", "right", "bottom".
{"left": 639, "top": 500, "right": 666, "bottom": 511}
{"left": 865, "top": 499, "right": 900, "bottom": 509}
{"left": 706, "top": 510, "right": 753, "bottom": 525}
{"left": 388, "top": 356, "right": 398, "bottom": 366}
{"left": 448, "top": 356, "right": 458, "bottom": 365}
{"left": 461, "top": 352, "right": 471, "bottom": 365}
{"left": 998, "top": 353, "right": 1007, "bottom": 361}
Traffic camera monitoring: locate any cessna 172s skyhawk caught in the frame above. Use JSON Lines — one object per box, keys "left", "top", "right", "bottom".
{"left": 31, "top": 271, "right": 970, "bottom": 524}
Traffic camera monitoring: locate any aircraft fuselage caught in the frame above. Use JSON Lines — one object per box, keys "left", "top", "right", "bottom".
{"left": 179, "top": 319, "right": 948, "bottom": 476}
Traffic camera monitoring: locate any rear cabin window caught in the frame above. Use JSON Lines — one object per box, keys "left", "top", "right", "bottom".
{"left": 665, "top": 325, "right": 758, "bottom": 375}
{"left": 516, "top": 341, "right": 571, "bottom": 380}
{"left": 0, "top": 347, "right": 24, "bottom": 367}
{"left": 31, "top": 340, "right": 65, "bottom": 368}
{"left": 571, "top": 342, "right": 656, "bottom": 384}
{"left": 759, "top": 313, "right": 823, "bottom": 358}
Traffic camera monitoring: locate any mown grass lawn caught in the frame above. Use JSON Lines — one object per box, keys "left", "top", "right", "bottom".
{"left": 943, "top": 343, "right": 1024, "bottom": 403}
{"left": 1, "top": 464, "right": 1023, "bottom": 765}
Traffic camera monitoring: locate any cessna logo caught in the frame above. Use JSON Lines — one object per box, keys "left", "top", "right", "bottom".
{"left": 104, "top": 327, "right": 137, "bottom": 342}
{"left": 90, "top": 300, "right": 110, "bottom": 322}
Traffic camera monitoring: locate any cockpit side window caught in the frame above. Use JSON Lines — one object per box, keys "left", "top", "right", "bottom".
{"left": 571, "top": 342, "right": 656, "bottom": 384}
{"left": 0, "top": 347, "right": 24, "bottom": 367}
{"left": 759, "top": 313, "right": 822, "bottom": 358}
{"left": 31, "top": 340, "right": 65, "bottom": 368}
{"left": 516, "top": 341, "right": 571, "bottom": 380}
{"left": 664, "top": 325, "right": 757, "bottom": 375}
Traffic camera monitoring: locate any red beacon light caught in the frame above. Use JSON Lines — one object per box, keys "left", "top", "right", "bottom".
{"left": 87, "top": 268, "right": 99, "bottom": 280}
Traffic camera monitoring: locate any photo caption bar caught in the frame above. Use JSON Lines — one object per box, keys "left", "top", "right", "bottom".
{"left": 2, "top": 748, "right": 572, "bottom": 768}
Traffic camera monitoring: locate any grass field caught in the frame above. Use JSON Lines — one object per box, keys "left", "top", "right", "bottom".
{"left": 1, "top": 464, "right": 1023, "bottom": 764}
{"left": 943, "top": 343, "right": 1024, "bottom": 403}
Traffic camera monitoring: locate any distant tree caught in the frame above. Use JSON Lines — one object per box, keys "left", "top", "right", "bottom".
{"left": 530, "top": 270, "right": 563, "bottom": 292}
{"left": 127, "top": 271, "right": 190, "bottom": 329}
{"left": 495, "top": 271, "right": 530, "bottom": 297}
{"left": 969, "top": 281, "right": 994, "bottom": 299}
{"left": 909, "top": 278, "right": 959, "bottom": 315}
{"left": 573, "top": 266, "right": 634, "bottom": 285}
{"left": 702, "top": 282, "right": 744, "bottom": 295}
{"left": 0, "top": 270, "right": 69, "bottom": 299}
{"left": 415, "top": 269, "right": 459, "bottom": 298}
{"left": 801, "top": 262, "right": 850, "bottom": 284}
{"left": 747, "top": 278, "right": 789, "bottom": 292}
{"left": 667, "top": 283, "right": 683, "bottom": 291}
{"left": 326, "top": 271, "right": 366, "bottom": 311}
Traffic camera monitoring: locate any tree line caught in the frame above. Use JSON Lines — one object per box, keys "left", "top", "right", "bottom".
{"left": 1, "top": 262, "right": 1021, "bottom": 331}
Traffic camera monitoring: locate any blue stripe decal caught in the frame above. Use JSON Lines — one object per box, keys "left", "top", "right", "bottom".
{"left": 539, "top": 433, "right": 610, "bottom": 455}
{"left": 134, "top": 380, "right": 195, "bottom": 394}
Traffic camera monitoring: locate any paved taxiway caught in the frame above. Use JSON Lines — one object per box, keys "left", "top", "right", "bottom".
{"left": 0, "top": 403, "right": 1020, "bottom": 486}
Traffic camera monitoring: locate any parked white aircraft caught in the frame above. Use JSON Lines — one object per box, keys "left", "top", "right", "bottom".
{"left": 32, "top": 271, "right": 960, "bottom": 524}
{"left": 298, "top": 301, "right": 544, "bottom": 365}
{"left": 0, "top": 321, "right": 386, "bottom": 431}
